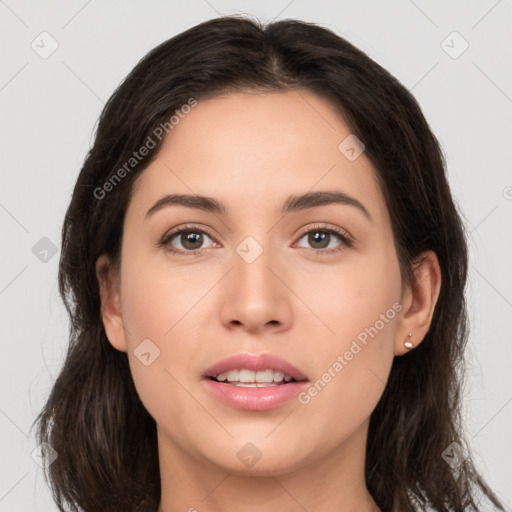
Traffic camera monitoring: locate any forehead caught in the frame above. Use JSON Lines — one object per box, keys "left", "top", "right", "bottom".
{"left": 127, "top": 90, "right": 388, "bottom": 225}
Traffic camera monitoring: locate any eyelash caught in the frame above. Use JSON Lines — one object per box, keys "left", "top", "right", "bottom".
{"left": 157, "top": 223, "right": 353, "bottom": 257}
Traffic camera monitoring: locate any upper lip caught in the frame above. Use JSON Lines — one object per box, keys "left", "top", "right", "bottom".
{"left": 203, "top": 353, "right": 309, "bottom": 381}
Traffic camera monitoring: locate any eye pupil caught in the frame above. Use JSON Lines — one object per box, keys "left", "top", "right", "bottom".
{"left": 309, "top": 231, "right": 329, "bottom": 249}
{"left": 182, "top": 231, "right": 203, "bottom": 249}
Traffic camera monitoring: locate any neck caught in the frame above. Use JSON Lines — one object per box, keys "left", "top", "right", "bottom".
{"left": 156, "top": 419, "right": 380, "bottom": 512}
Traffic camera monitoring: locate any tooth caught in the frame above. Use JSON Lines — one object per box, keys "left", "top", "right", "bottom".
{"left": 221, "top": 370, "right": 239, "bottom": 381}
{"left": 214, "top": 369, "right": 297, "bottom": 384}
{"left": 273, "top": 371, "right": 285, "bottom": 382}
{"left": 238, "top": 369, "right": 256, "bottom": 382}
{"left": 255, "top": 370, "right": 274, "bottom": 383}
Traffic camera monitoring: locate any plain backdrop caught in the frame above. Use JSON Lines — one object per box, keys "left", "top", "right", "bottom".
{"left": 1, "top": 1, "right": 511, "bottom": 510}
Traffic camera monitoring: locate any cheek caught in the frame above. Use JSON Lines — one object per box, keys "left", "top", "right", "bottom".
{"left": 293, "top": 249, "right": 401, "bottom": 422}
{"left": 120, "top": 241, "right": 211, "bottom": 343}
{"left": 293, "top": 244, "right": 401, "bottom": 347}
{"left": 118, "top": 246, "right": 202, "bottom": 417}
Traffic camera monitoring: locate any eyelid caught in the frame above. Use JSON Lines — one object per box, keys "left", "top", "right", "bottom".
{"left": 295, "top": 222, "right": 352, "bottom": 241}
{"left": 163, "top": 223, "right": 217, "bottom": 241}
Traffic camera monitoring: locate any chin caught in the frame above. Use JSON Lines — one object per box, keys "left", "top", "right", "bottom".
{"left": 196, "top": 439, "right": 313, "bottom": 477}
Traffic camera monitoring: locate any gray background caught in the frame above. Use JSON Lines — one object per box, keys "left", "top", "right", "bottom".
{"left": 1, "top": 1, "right": 511, "bottom": 510}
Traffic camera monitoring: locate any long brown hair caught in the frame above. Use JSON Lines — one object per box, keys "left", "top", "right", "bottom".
{"left": 33, "top": 15, "right": 505, "bottom": 512}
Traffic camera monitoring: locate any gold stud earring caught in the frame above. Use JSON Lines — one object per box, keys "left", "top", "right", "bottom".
{"left": 404, "top": 333, "right": 413, "bottom": 350}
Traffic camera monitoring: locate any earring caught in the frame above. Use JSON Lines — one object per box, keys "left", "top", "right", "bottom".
{"left": 404, "top": 333, "right": 413, "bottom": 350}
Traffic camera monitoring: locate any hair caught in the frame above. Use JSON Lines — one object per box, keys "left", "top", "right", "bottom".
{"left": 33, "top": 14, "right": 505, "bottom": 512}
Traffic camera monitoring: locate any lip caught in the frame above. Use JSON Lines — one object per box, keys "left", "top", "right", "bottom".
{"left": 202, "top": 379, "right": 309, "bottom": 410}
{"left": 202, "top": 353, "right": 309, "bottom": 411}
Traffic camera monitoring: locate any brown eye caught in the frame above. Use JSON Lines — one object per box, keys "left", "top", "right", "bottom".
{"left": 175, "top": 230, "right": 205, "bottom": 250}
{"left": 161, "top": 227, "right": 215, "bottom": 254}
{"left": 296, "top": 228, "right": 348, "bottom": 252}
{"left": 306, "top": 231, "right": 331, "bottom": 249}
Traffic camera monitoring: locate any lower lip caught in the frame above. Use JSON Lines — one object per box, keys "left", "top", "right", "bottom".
{"left": 202, "top": 378, "right": 309, "bottom": 410}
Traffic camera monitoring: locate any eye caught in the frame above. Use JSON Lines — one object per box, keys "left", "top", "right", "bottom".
{"left": 294, "top": 224, "right": 352, "bottom": 254}
{"left": 158, "top": 223, "right": 353, "bottom": 257}
{"left": 158, "top": 225, "right": 217, "bottom": 256}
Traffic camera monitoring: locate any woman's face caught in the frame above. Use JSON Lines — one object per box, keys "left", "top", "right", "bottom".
{"left": 102, "top": 89, "right": 408, "bottom": 475}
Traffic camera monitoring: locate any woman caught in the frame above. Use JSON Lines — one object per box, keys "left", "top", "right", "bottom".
{"left": 34, "top": 15, "right": 506, "bottom": 512}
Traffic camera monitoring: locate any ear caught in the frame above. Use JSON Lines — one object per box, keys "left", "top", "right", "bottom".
{"left": 95, "top": 254, "right": 127, "bottom": 352}
{"left": 395, "top": 250, "right": 442, "bottom": 356}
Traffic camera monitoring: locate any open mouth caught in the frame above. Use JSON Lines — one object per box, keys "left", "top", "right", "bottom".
{"left": 202, "top": 361, "right": 310, "bottom": 410}
{"left": 206, "top": 369, "right": 305, "bottom": 387}
{"left": 207, "top": 377, "right": 301, "bottom": 387}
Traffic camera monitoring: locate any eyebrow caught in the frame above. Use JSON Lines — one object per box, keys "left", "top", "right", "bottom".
{"left": 145, "top": 190, "right": 372, "bottom": 222}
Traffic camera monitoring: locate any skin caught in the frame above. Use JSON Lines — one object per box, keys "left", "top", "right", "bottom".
{"left": 96, "top": 89, "right": 441, "bottom": 512}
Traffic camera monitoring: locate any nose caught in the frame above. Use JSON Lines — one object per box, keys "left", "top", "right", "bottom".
{"left": 219, "top": 241, "right": 293, "bottom": 335}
